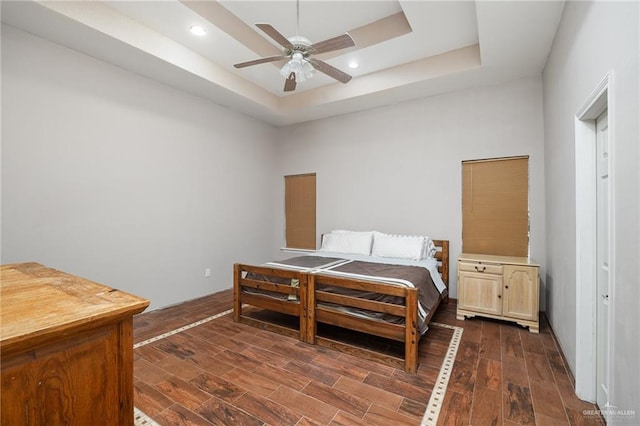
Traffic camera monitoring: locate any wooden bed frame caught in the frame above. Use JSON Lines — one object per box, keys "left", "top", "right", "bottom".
{"left": 233, "top": 240, "right": 449, "bottom": 373}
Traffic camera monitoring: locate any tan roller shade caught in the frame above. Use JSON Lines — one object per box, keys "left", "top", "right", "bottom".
{"left": 285, "top": 173, "right": 316, "bottom": 249}
{"left": 462, "top": 157, "right": 529, "bottom": 256}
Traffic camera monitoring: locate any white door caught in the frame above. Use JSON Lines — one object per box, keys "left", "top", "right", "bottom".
{"left": 595, "top": 110, "right": 610, "bottom": 412}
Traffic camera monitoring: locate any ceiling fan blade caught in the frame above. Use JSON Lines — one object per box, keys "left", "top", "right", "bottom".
{"left": 310, "top": 33, "right": 355, "bottom": 54}
{"left": 284, "top": 72, "right": 297, "bottom": 92}
{"left": 309, "top": 59, "right": 352, "bottom": 84}
{"left": 256, "top": 23, "right": 294, "bottom": 49}
{"left": 234, "top": 55, "right": 285, "bottom": 69}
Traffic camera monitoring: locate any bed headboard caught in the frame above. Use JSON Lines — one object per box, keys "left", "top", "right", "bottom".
{"left": 432, "top": 239, "right": 450, "bottom": 288}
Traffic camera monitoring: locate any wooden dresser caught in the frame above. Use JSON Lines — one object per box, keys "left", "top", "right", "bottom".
{"left": 1, "top": 263, "right": 149, "bottom": 425}
{"left": 456, "top": 253, "right": 540, "bottom": 333}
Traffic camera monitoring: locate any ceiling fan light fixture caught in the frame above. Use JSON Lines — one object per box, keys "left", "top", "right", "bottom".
{"left": 280, "top": 52, "right": 315, "bottom": 83}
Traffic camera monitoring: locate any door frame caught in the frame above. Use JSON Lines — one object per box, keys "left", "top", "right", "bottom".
{"left": 574, "top": 72, "right": 615, "bottom": 406}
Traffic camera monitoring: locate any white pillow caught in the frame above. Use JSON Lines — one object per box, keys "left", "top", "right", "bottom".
{"left": 372, "top": 233, "right": 425, "bottom": 260}
{"left": 423, "top": 237, "right": 437, "bottom": 259}
{"left": 319, "top": 232, "right": 373, "bottom": 255}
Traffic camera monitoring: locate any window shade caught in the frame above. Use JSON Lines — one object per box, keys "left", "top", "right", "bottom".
{"left": 285, "top": 173, "right": 316, "bottom": 249}
{"left": 462, "top": 157, "right": 529, "bottom": 257}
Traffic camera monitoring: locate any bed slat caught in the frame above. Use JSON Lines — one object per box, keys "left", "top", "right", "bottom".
{"left": 240, "top": 278, "right": 300, "bottom": 295}
{"left": 315, "top": 291, "right": 406, "bottom": 317}
{"left": 315, "top": 306, "right": 405, "bottom": 341}
{"left": 241, "top": 293, "right": 301, "bottom": 316}
{"left": 313, "top": 275, "right": 408, "bottom": 296}
{"left": 238, "top": 264, "right": 304, "bottom": 280}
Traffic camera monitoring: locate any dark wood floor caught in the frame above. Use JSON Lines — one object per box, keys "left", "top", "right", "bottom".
{"left": 133, "top": 290, "right": 604, "bottom": 425}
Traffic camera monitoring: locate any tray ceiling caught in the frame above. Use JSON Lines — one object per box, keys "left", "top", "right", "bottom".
{"left": 1, "top": 1, "right": 565, "bottom": 126}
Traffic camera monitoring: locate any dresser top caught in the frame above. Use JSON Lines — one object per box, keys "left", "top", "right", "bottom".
{"left": 1, "top": 262, "right": 149, "bottom": 353}
{"left": 459, "top": 253, "right": 539, "bottom": 267}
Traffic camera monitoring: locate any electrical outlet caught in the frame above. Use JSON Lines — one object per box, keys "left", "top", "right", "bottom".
{"left": 204, "top": 268, "right": 211, "bottom": 278}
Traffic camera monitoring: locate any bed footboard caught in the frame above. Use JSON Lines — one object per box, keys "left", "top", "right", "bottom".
{"left": 308, "top": 274, "right": 421, "bottom": 373}
{"left": 233, "top": 263, "right": 308, "bottom": 341}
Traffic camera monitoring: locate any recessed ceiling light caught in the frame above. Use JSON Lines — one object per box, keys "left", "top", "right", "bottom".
{"left": 348, "top": 61, "right": 359, "bottom": 69}
{"left": 190, "top": 25, "right": 207, "bottom": 36}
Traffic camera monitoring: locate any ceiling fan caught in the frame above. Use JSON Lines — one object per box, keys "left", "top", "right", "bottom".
{"left": 233, "top": 0, "right": 356, "bottom": 92}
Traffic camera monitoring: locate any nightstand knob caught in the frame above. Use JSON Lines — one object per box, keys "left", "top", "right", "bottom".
{"left": 498, "top": 294, "right": 501, "bottom": 298}
{"left": 505, "top": 285, "right": 509, "bottom": 289}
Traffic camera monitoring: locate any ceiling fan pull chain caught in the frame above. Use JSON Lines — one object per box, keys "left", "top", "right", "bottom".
{"left": 296, "top": 0, "right": 300, "bottom": 37}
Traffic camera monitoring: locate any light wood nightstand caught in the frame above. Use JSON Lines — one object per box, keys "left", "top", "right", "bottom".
{"left": 457, "top": 253, "right": 540, "bottom": 333}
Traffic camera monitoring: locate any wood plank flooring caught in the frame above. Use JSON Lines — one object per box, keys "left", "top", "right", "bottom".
{"left": 133, "top": 290, "right": 604, "bottom": 425}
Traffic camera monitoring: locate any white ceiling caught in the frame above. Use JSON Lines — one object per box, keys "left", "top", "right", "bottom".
{"left": 1, "top": 0, "right": 565, "bottom": 126}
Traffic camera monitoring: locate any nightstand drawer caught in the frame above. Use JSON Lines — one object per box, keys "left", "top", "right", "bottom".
{"left": 458, "top": 262, "right": 503, "bottom": 275}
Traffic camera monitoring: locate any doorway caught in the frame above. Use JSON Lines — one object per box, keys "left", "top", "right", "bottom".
{"left": 595, "top": 109, "right": 610, "bottom": 411}
{"left": 574, "top": 73, "right": 614, "bottom": 418}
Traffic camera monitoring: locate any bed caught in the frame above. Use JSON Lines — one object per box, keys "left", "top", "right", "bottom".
{"left": 233, "top": 231, "right": 449, "bottom": 373}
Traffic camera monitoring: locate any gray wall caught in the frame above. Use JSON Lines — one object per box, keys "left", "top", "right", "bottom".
{"left": 274, "top": 77, "right": 547, "bottom": 302}
{"left": 1, "top": 25, "right": 280, "bottom": 310}
{"left": 543, "top": 0, "right": 639, "bottom": 417}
